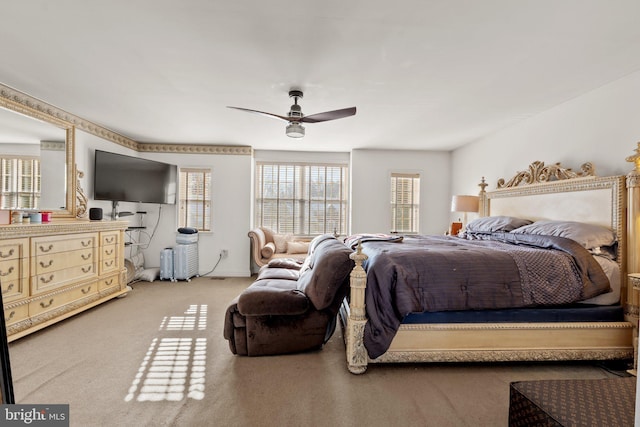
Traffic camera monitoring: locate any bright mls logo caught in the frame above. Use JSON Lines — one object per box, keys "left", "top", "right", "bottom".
{"left": 1, "top": 405, "right": 69, "bottom": 426}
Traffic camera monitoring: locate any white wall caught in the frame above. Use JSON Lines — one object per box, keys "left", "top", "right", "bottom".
{"left": 75, "top": 131, "right": 253, "bottom": 277}
{"left": 350, "top": 149, "right": 452, "bottom": 235}
{"left": 452, "top": 70, "right": 640, "bottom": 195}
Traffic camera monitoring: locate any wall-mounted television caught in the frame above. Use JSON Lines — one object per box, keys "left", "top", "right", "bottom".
{"left": 93, "top": 150, "right": 177, "bottom": 204}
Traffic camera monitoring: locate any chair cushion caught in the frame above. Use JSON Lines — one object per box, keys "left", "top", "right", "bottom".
{"left": 256, "top": 267, "right": 300, "bottom": 281}
{"left": 238, "top": 279, "right": 309, "bottom": 316}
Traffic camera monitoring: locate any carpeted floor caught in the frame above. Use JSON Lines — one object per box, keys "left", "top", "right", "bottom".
{"left": 6, "top": 276, "right": 630, "bottom": 427}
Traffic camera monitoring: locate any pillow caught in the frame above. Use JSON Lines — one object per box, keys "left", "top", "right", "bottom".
{"left": 511, "top": 220, "right": 616, "bottom": 249}
{"left": 465, "top": 216, "right": 532, "bottom": 233}
{"left": 261, "top": 242, "right": 276, "bottom": 258}
{"left": 287, "top": 241, "right": 310, "bottom": 254}
{"left": 136, "top": 267, "right": 160, "bottom": 282}
{"left": 272, "top": 233, "right": 292, "bottom": 253}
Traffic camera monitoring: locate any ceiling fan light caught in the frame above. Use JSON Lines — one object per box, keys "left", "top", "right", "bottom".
{"left": 286, "top": 122, "right": 305, "bottom": 138}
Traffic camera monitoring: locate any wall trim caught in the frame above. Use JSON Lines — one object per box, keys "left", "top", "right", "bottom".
{"left": 0, "top": 83, "right": 251, "bottom": 155}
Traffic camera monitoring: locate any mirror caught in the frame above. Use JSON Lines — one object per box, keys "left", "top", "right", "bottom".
{"left": 0, "top": 97, "right": 75, "bottom": 218}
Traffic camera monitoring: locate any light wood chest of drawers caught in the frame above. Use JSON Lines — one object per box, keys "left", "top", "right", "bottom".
{"left": 1, "top": 221, "right": 128, "bottom": 341}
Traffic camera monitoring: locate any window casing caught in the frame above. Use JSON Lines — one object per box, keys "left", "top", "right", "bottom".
{"left": 178, "top": 168, "right": 211, "bottom": 231}
{"left": 0, "top": 156, "right": 40, "bottom": 209}
{"left": 390, "top": 173, "right": 420, "bottom": 234}
{"left": 255, "top": 162, "right": 348, "bottom": 236}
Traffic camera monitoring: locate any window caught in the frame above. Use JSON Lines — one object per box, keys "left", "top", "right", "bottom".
{"left": 178, "top": 168, "right": 211, "bottom": 231}
{"left": 255, "top": 162, "right": 348, "bottom": 235}
{"left": 390, "top": 172, "right": 420, "bottom": 234}
{"left": 0, "top": 156, "right": 40, "bottom": 209}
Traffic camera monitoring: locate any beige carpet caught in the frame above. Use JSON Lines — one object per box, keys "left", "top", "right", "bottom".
{"left": 7, "top": 276, "right": 629, "bottom": 427}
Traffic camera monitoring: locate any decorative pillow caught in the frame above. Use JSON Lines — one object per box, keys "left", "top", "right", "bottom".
{"left": 465, "top": 216, "right": 532, "bottom": 233}
{"left": 136, "top": 267, "right": 160, "bottom": 282}
{"left": 511, "top": 220, "right": 616, "bottom": 249}
{"left": 261, "top": 242, "right": 276, "bottom": 258}
{"left": 287, "top": 241, "right": 310, "bottom": 254}
{"left": 272, "top": 233, "right": 292, "bottom": 253}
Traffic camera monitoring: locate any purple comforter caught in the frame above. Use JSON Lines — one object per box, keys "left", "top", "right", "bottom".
{"left": 356, "top": 233, "right": 611, "bottom": 359}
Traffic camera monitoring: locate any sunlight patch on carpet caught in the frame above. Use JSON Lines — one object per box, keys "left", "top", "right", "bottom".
{"left": 124, "top": 304, "right": 208, "bottom": 402}
{"left": 159, "top": 304, "right": 208, "bottom": 331}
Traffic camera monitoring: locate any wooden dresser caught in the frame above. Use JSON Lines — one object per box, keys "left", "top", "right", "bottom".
{"left": 0, "top": 220, "right": 128, "bottom": 341}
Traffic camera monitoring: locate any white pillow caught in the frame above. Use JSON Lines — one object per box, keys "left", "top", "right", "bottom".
{"left": 136, "top": 267, "right": 160, "bottom": 282}
{"left": 273, "top": 233, "right": 292, "bottom": 253}
{"left": 287, "top": 241, "right": 310, "bottom": 254}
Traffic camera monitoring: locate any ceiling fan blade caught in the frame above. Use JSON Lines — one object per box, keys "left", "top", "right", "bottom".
{"left": 300, "top": 107, "right": 356, "bottom": 123}
{"left": 227, "top": 106, "right": 290, "bottom": 122}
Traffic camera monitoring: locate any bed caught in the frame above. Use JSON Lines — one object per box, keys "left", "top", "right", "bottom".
{"left": 341, "top": 159, "right": 640, "bottom": 374}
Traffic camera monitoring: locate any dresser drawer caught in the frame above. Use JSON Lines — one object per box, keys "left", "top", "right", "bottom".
{"left": 101, "top": 231, "right": 120, "bottom": 246}
{"left": 98, "top": 274, "right": 121, "bottom": 292}
{"left": 1, "top": 276, "right": 28, "bottom": 302}
{"left": 0, "top": 238, "right": 28, "bottom": 261}
{"left": 100, "top": 258, "right": 119, "bottom": 274}
{"left": 33, "top": 247, "right": 95, "bottom": 275}
{"left": 32, "top": 263, "right": 96, "bottom": 294}
{"left": 32, "top": 233, "right": 97, "bottom": 256}
{"left": 29, "top": 283, "right": 98, "bottom": 316}
{"left": 4, "top": 304, "right": 29, "bottom": 326}
{"left": 0, "top": 256, "right": 29, "bottom": 302}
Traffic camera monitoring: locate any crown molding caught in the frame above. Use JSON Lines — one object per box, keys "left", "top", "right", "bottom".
{"left": 0, "top": 83, "right": 138, "bottom": 149}
{"left": 136, "top": 142, "right": 252, "bottom": 155}
{"left": 0, "top": 83, "right": 251, "bottom": 155}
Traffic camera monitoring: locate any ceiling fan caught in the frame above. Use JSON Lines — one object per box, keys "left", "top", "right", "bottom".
{"left": 227, "top": 90, "right": 356, "bottom": 138}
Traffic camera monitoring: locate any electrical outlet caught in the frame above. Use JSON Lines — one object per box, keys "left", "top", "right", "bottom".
{"left": 221, "top": 249, "right": 228, "bottom": 259}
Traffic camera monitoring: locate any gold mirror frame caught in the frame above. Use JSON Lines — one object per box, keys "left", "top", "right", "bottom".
{"left": 0, "top": 96, "right": 76, "bottom": 219}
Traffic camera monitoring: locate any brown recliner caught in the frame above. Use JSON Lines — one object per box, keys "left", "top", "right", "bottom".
{"left": 224, "top": 235, "right": 354, "bottom": 356}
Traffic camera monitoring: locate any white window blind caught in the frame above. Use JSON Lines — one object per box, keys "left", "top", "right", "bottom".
{"left": 390, "top": 172, "right": 420, "bottom": 234}
{"left": 178, "top": 168, "right": 211, "bottom": 231}
{"left": 255, "top": 162, "right": 348, "bottom": 235}
{"left": 0, "top": 156, "right": 40, "bottom": 209}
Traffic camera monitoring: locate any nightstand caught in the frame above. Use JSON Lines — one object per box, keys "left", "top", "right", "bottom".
{"left": 627, "top": 273, "right": 640, "bottom": 376}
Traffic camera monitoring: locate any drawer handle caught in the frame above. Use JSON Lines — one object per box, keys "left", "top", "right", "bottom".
{"left": 82, "top": 266, "right": 92, "bottom": 273}
{"left": 106, "top": 236, "right": 115, "bottom": 244}
{"left": 81, "top": 240, "right": 92, "bottom": 247}
{"left": 105, "top": 260, "right": 114, "bottom": 267}
{"left": 105, "top": 249, "right": 114, "bottom": 256}
{"left": 39, "top": 260, "right": 54, "bottom": 268}
{"left": 39, "top": 244, "right": 54, "bottom": 253}
{"left": 40, "top": 274, "right": 54, "bottom": 284}
{"left": 6, "top": 311, "right": 15, "bottom": 320}
{"left": 105, "top": 279, "right": 113, "bottom": 286}
{"left": 81, "top": 286, "right": 92, "bottom": 294}
{"left": 0, "top": 266, "right": 14, "bottom": 277}
{"left": 0, "top": 249, "right": 15, "bottom": 259}
{"left": 2, "top": 284, "right": 14, "bottom": 294}
{"left": 40, "top": 299, "right": 54, "bottom": 308}
{"left": 81, "top": 253, "right": 92, "bottom": 260}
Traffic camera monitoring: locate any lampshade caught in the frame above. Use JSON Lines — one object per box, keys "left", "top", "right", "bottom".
{"left": 451, "top": 195, "right": 479, "bottom": 213}
{"left": 286, "top": 122, "right": 305, "bottom": 138}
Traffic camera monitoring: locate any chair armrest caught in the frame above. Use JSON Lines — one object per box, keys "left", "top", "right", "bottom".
{"left": 238, "top": 280, "right": 309, "bottom": 316}
{"left": 248, "top": 228, "right": 269, "bottom": 267}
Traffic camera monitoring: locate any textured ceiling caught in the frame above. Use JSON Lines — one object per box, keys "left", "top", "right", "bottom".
{"left": 1, "top": 1, "right": 640, "bottom": 152}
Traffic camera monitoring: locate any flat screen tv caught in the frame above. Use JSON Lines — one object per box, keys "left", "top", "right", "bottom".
{"left": 94, "top": 150, "right": 177, "bottom": 204}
